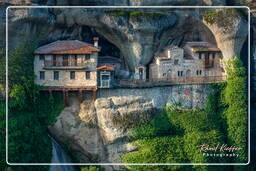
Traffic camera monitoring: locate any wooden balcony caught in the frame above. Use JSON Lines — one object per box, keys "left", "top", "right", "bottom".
{"left": 43, "top": 61, "right": 96, "bottom": 70}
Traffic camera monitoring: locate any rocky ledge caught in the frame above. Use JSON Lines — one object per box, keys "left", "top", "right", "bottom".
{"left": 48, "top": 95, "right": 155, "bottom": 168}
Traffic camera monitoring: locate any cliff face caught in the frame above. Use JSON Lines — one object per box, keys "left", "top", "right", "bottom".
{"left": 3, "top": 5, "right": 249, "bottom": 71}
{"left": 48, "top": 85, "right": 209, "bottom": 168}
{"left": 48, "top": 94, "right": 155, "bottom": 169}
{"left": 1, "top": 0, "right": 253, "bottom": 167}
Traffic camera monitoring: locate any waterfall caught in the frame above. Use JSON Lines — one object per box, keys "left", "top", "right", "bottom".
{"left": 49, "top": 136, "right": 77, "bottom": 171}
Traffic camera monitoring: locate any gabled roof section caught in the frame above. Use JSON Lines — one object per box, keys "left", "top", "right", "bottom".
{"left": 97, "top": 64, "right": 115, "bottom": 71}
{"left": 184, "top": 42, "right": 220, "bottom": 52}
{"left": 34, "top": 40, "right": 100, "bottom": 55}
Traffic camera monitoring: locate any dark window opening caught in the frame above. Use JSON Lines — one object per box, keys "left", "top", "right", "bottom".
{"left": 199, "top": 53, "right": 202, "bottom": 59}
{"left": 63, "top": 55, "right": 68, "bottom": 66}
{"left": 40, "top": 71, "right": 45, "bottom": 80}
{"left": 74, "top": 55, "right": 77, "bottom": 66}
{"left": 178, "top": 71, "right": 183, "bottom": 77}
{"left": 70, "top": 71, "right": 75, "bottom": 79}
{"left": 205, "top": 53, "right": 210, "bottom": 65}
{"left": 85, "top": 54, "right": 90, "bottom": 61}
{"left": 174, "top": 59, "right": 179, "bottom": 65}
{"left": 53, "top": 55, "right": 57, "bottom": 66}
{"left": 54, "top": 71, "right": 59, "bottom": 80}
{"left": 196, "top": 70, "right": 202, "bottom": 75}
{"left": 39, "top": 55, "right": 45, "bottom": 60}
{"left": 86, "top": 71, "right": 91, "bottom": 80}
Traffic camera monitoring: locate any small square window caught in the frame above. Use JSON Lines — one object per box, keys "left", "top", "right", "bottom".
{"left": 40, "top": 71, "right": 45, "bottom": 80}
{"left": 54, "top": 71, "right": 59, "bottom": 80}
{"left": 70, "top": 71, "right": 75, "bottom": 79}
{"left": 86, "top": 71, "right": 91, "bottom": 80}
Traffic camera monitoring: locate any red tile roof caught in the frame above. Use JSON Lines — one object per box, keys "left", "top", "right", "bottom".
{"left": 185, "top": 42, "right": 220, "bottom": 52}
{"left": 97, "top": 64, "right": 115, "bottom": 71}
{"left": 34, "top": 40, "right": 100, "bottom": 54}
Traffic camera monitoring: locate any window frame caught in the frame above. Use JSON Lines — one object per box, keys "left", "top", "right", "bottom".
{"left": 85, "top": 54, "right": 91, "bottom": 61}
{"left": 86, "top": 71, "right": 91, "bottom": 80}
{"left": 70, "top": 71, "right": 75, "bottom": 80}
{"left": 39, "top": 54, "right": 45, "bottom": 60}
{"left": 39, "top": 71, "right": 45, "bottom": 80}
{"left": 53, "top": 71, "right": 59, "bottom": 80}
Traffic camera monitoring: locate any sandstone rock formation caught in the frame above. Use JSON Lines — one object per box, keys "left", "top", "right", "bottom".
{"left": 48, "top": 94, "right": 155, "bottom": 167}
{"left": 3, "top": 6, "right": 249, "bottom": 71}
{"left": 203, "top": 9, "right": 248, "bottom": 60}
{"left": 48, "top": 84, "right": 208, "bottom": 169}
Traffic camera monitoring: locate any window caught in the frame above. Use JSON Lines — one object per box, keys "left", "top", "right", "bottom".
{"left": 85, "top": 54, "right": 90, "bottom": 61}
{"left": 54, "top": 71, "right": 59, "bottom": 80}
{"left": 53, "top": 55, "right": 57, "bottom": 66}
{"left": 70, "top": 71, "right": 75, "bottom": 79}
{"left": 86, "top": 71, "right": 91, "bottom": 80}
{"left": 199, "top": 53, "right": 202, "bottom": 59}
{"left": 40, "top": 71, "right": 45, "bottom": 80}
{"left": 174, "top": 59, "right": 179, "bottom": 65}
{"left": 74, "top": 55, "right": 77, "bottom": 66}
{"left": 196, "top": 70, "right": 202, "bottom": 76}
{"left": 39, "top": 54, "right": 45, "bottom": 60}
{"left": 177, "top": 71, "right": 183, "bottom": 77}
{"left": 63, "top": 55, "right": 68, "bottom": 66}
{"left": 205, "top": 53, "right": 210, "bottom": 65}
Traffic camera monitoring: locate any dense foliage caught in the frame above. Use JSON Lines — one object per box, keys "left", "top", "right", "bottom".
{"left": 0, "top": 40, "right": 64, "bottom": 170}
{"left": 223, "top": 58, "right": 248, "bottom": 162}
{"left": 122, "top": 58, "right": 248, "bottom": 170}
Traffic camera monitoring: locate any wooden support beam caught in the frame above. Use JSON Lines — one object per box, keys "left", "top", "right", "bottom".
{"left": 79, "top": 90, "right": 84, "bottom": 103}
{"left": 92, "top": 90, "right": 96, "bottom": 101}
{"left": 63, "top": 90, "right": 68, "bottom": 106}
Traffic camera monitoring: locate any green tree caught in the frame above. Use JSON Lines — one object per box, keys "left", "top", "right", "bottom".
{"left": 223, "top": 58, "right": 248, "bottom": 162}
{"left": 0, "top": 38, "right": 64, "bottom": 170}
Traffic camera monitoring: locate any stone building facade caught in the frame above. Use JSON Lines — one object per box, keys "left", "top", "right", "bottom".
{"left": 149, "top": 42, "right": 226, "bottom": 81}
{"left": 34, "top": 39, "right": 100, "bottom": 88}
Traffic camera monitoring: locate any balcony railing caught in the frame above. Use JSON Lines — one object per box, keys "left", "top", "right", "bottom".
{"left": 118, "top": 76, "right": 227, "bottom": 87}
{"left": 43, "top": 61, "right": 95, "bottom": 70}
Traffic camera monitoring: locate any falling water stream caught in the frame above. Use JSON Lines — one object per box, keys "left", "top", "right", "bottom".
{"left": 49, "top": 135, "right": 77, "bottom": 171}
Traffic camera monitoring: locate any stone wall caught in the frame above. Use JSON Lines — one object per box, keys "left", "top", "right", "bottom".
{"left": 34, "top": 52, "right": 98, "bottom": 87}
{"left": 97, "top": 84, "right": 210, "bottom": 109}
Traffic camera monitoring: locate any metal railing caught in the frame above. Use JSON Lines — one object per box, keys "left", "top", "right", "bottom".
{"left": 118, "top": 76, "right": 227, "bottom": 87}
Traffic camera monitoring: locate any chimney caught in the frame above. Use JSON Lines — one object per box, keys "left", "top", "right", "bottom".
{"left": 93, "top": 37, "right": 99, "bottom": 47}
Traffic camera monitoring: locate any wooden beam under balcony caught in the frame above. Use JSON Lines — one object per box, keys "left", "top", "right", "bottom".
{"left": 42, "top": 86, "right": 97, "bottom": 91}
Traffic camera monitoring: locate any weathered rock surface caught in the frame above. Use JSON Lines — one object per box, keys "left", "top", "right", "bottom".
{"left": 3, "top": 6, "right": 249, "bottom": 71}
{"left": 203, "top": 9, "right": 248, "bottom": 60}
{"left": 49, "top": 94, "right": 155, "bottom": 167}
{"left": 48, "top": 84, "right": 209, "bottom": 168}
